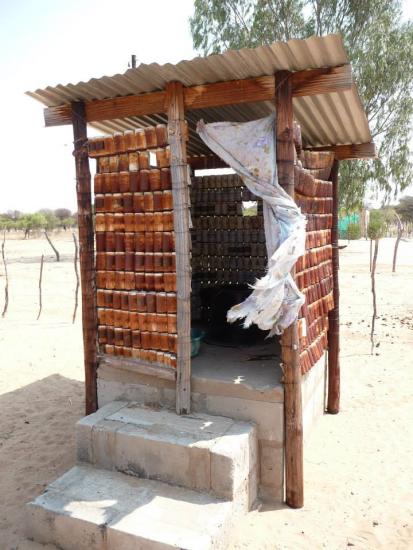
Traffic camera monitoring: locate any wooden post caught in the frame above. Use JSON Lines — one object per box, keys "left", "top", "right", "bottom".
{"left": 71, "top": 101, "right": 98, "bottom": 415}
{"left": 327, "top": 159, "right": 340, "bottom": 414}
{"left": 166, "top": 82, "right": 191, "bottom": 415}
{"left": 275, "top": 70, "right": 304, "bottom": 509}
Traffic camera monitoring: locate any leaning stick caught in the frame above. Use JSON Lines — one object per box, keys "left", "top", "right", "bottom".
{"left": 44, "top": 230, "right": 60, "bottom": 261}
{"left": 369, "top": 239, "right": 372, "bottom": 272}
{"left": 370, "top": 239, "right": 379, "bottom": 354}
{"left": 1, "top": 231, "right": 9, "bottom": 317}
{"left": 72, "top": 232, "right": 80, "bottom": 323}
{"left": 392, "top": 212, "right": 402, "bottom": 273}
{"left": 37, "top": 254, "right": 44, "bottom": 320}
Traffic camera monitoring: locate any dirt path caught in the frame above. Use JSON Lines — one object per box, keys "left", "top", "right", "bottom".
{"left": 0, "top": 234, "right": 412, "bottom": 549}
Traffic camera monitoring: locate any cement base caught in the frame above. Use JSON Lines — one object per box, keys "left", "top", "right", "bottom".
{"left": 77, "top": 401, "right": 257, "bottom": 511}
{"left": 97, "top": 344, "right": 285, "bottom": 502}
{"left": 96, "top": 348, "right": 327, "bottom": 504}
{"left": 27, "top": 464, "right": 234, "bottom": 550}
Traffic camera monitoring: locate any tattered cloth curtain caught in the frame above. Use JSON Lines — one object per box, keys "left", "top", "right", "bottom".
{"left": 197, "top": 114, "right": 306, "bottom": 336}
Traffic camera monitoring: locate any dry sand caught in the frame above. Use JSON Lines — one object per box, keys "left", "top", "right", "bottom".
{"left": 0, "top": 233, "right": 412, "bottom": 550}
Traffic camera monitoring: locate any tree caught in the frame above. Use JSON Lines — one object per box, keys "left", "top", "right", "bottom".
{"left": 190, "top": 0, "right": 413, "bottom": 211}
{"left": 346, "top": 222, "right": 361, "bottom": 240}
{"left": 38, "top": 209, "right": 59, "bottom": 231}
{"left": 396, "top": 195, "right": 413, "bottom": 224}
{"left": 17, "top": 213, "right": 47, "bottom": 238}
{"left": 61, "top": 216, "right": 76, "bottom": 230}
{"left": 0, "top": 217, "right": 17, "bottom": 232}
{"left": 54, "top": 208, "right": 72, "bottom": 222}
{"left": 367, "top": 210, "right": 385, "bottom": 354}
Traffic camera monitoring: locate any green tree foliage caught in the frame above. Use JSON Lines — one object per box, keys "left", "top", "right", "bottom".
{"left": 17, "top": 213, "right": 47, "bottom": 238}
{"left": 61, "top": 216, "right": 76, "bottom": 229}
{"left": 346, "top": 222, "right": 361, "bottom": 240}
{"left": 367, "top": 209, "right": 386, "bottom": 240}
{"left": 190, "top": 0, "right": 413, "bottom": 211}
{"left": 38, "top": 209, "right": 59, "bottom": 231}
{"left": 395, "top": 195, "right": 413, "bottom": 224}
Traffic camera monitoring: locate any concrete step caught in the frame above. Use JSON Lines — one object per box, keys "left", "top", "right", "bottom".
{"left": 76, "top": 401, "right": 257, "bottom": 511}
{"left": 26, "top": 464, "right": 234, "bottom": 550}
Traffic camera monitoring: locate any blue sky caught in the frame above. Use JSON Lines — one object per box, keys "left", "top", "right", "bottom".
{"left": 0, "top": 0, "right": 411, "bottom": 213}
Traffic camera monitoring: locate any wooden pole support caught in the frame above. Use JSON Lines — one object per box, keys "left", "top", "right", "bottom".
{"left": 166, "top": 82, "right": 192, "bottom": 415}
{"left": 327, "top": 159, "right": 340, "bottom": 414}
{"left": 275, "top": 70, "right": 304, "bottom": 509}
{"left": 71, "top": 101, "right": 98, "bottom": 415}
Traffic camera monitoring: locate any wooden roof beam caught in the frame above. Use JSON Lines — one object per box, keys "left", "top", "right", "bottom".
{"left": 43, "top": 64, "right": 352, "bottom": 127}
{"left": 305, "top": 142, "right": 377, "bottom": 160}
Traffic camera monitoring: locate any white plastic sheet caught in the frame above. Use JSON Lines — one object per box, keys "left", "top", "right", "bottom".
{"left": 197, "top": 114, "right": 306, "bottom": 336}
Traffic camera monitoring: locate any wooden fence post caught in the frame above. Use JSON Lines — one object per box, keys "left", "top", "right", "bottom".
{"left": 166, "top": 82, "right": 192, "bottom": 415}
{"left": 275, "top": 70, "right": 304, "bottom": 509}
{"left": 327, "top": 159, "right": 340, "bottom": 413}
{"left": 71, "top": 101, "right": 98, "bottom": 415}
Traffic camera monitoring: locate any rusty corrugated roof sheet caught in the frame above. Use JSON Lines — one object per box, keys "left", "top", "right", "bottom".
{"left": 26, "top": 34, "right": 372, "bottom": 155}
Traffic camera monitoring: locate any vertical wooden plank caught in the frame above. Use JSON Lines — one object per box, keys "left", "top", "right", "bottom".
{"left": 166, "top": 82, "right": 191, "bottom": 415}
{"left": 327, "top": 159, "right": 340, "bottom": 413}
{"left": 275, "top": 71, "right": 304, "bottom": 509}
{"left": 71, "top": 101, "right": 98, "bottom": 415}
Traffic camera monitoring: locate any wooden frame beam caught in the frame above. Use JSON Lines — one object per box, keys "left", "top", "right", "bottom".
{"left": 99, "top": 354, "right": 176, "bottom": 382}
{"left": 327, "top": 159, "right": 340, "bottom": 413}
{"left": 71, "top": 102, "right": 98, "bottom": 415}
{"left": 166, "top": 82, "right": 192, "bottom": 415}
{"left": 291, "top": 64, "right": 351, "bottom": 97}
{"left": 305, "top": 142, "right": 376, "bottom": 160}
{"left": 44, "top": 65, "right": 352, "bottom": 127}
{"left": 276, "top": 71, "right": 304, "bottom": 509}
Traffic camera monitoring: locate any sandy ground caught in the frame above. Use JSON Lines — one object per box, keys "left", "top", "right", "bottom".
{"left": 0, "top": 233, "right": 412, "bottom": 550}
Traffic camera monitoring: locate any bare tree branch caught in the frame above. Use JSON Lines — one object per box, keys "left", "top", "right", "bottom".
{"left": 44, "top": 230, "right": 60, "bottom": 261}
{"left": 370, "top": 239, "right": 379, "bottom": 354}
{"left": 37, "top": 255, "right": 44, "bottom": 321}
{"left": 392, "top": 212, "right": 403, "bottom": 273}
{"left": 1, "top": 231, "right": 9, "bottom": 318}
{"left": 226, "top": 0, "right": 251, "bottom": 40}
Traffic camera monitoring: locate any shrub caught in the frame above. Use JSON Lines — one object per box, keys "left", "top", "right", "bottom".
{"left": 367, "top": 210, "right": 386, "bottom": 240}
{"left": 347, "top": 223, "right": 361, "bottom": 240}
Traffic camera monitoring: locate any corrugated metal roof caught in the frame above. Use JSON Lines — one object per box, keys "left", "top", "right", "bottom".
{"left": 26, "top": 34, "right": 372, "bottom": 153}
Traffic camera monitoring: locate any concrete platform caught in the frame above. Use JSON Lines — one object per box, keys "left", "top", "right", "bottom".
{"left": 77, "top": 401, "right": 257, "bottom": 510}
{"left": 97, "top": 348, "right": 285, "bottom": 503}
{"left": 191, "top": 341, "right": 283, "bottom": 403}
{"left": 26, "top": 464, "right": 234, "bottom": 550}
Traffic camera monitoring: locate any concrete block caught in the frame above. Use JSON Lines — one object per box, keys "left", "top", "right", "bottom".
{"left": 248, "top": 466, "right": 259, "bottom": 509}
{"left": 202, "top": 394, "right": 284, "bottom": 443}
{"left": 259, "top": 439, "right": 283, "bottom": 488}
{"left": 91, "top": 419, "right": 124, "bottom": 470}
{"left": 76, "top": 401, "right": 127, "bottom": 464}
{"left": 76, "top": 420, "right": 93, "bottom": 463}
{"left": 75, "top": 402, "right": 257, "bottom": 508}
{"left": 259, "top": 484, "right": 284, "bottom": 504}
{"left": 210, "top": 422, "right": 257, "bottom": 503}
{"left": 97, "top": 378, "right": 163, "bottom": 409}
{"left": 27, "top": 465, "right": 235, "bottom": 550}
{"left": 115, "top": 423, "right": 211, "bottom": 491}
{"left": 26, "top": 500, "right": 106, "bottom": 550}
{"left": 301, "top": 353, "right": 326, "bottom": 442}
{"left": 301, "top": 353, "right": 326, "bottom": 408}
{"left": 257, "top": 439, "right": 284, "bottom": 503}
